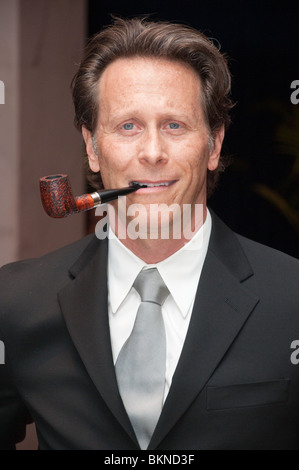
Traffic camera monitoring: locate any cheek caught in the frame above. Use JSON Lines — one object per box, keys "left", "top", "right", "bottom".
{"left": 97, "top": 141, "right": 132, "bottom": 180}
{"left": 181, "top": 141, "right": 209, "bottom": 174}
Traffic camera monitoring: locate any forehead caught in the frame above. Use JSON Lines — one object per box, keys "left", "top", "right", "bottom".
{"left": 97, "top": 57, "right": 203, "bottom": 110}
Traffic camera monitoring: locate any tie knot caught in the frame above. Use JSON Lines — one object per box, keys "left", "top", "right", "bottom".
{"left": 134, "top": 268, "right": 169, "bottom": 306}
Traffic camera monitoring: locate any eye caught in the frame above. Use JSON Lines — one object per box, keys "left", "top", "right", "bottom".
{"left": 164, "top": 121, "right": 186, "bottom": 134}
{"left": 168, "top": 122, "right": 180, "bottom": 129}
{"left": 118, "top": 121, "right": 141, "bottom": 136}
{"left": 122, "top": 123, "right": 135, "bottom": 130}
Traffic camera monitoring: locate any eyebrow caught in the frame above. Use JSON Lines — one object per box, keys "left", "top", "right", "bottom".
{"left": 102, "top": 109, "right": 196, "bottom": 123}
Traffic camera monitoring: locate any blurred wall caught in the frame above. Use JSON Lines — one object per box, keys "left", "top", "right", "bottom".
{"left": 0, "top": 0, "right": 87, "bottom": 449}
{"left": 0, "top": 0, "right": 87, "bottom": 268}
{"left": 0, "top": 1, "right": 19, "bottom": 265}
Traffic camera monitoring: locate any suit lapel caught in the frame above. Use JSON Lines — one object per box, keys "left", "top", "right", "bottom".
{"left": 57, "top": 236, "right": 138, "bottom": 446}
{"left": 149, "top": 213, "right": 260, "bottom": 449}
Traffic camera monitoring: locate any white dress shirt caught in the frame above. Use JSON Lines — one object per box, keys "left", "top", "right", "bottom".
{"left": 107, "top": 210, "right": 212, "bottom": 400}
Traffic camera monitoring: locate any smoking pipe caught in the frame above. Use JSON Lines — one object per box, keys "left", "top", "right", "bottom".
{"left": 40, "top": 174, "right": 143, "bottom": 218}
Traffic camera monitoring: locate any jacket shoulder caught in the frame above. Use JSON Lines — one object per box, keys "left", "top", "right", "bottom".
{"left": 235, "top": 233, "right": 299, "bottom": 300}
{"left": 0, "top": 234, "right": 97, "bottom": 302}
{"left": 209, "top": 210, "right": 299, "bottom": 294}
{"left": 236, "top": 233, "right": 299, "bottom": 270}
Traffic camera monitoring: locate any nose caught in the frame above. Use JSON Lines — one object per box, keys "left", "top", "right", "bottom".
{"left": 137, "top": 128, "right": 168, "bottom": 166}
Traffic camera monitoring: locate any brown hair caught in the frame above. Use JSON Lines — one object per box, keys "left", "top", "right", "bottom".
{"left": 72, "top": 17, "right": 233, "bottom": 196}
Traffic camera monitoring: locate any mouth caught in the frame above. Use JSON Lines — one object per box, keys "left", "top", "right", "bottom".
{"left": 129, "top": 180, "right": 177, "bottom": 190}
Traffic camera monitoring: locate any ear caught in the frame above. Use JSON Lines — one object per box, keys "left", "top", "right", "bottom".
{"left": 207, "top": 125, "right": 225, "bottom": 171}
{"left": 82, "top": 126, "right": 100, "bottom": 173}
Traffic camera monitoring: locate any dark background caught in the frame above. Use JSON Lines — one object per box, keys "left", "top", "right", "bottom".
{"left": 88, "top": 0, "right": 299, "bottom": 258}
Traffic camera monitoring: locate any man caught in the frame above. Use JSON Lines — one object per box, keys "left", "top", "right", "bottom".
{"left": 0, "top": 17, "right": 299, "bottom": 450}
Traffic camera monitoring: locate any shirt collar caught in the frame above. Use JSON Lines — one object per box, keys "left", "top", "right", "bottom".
{"left": 108, "top": 228, "right": 144, "bottom": 314}
{"left": 108, "top": 210, "right": 212, "bottom": 317}
{"left": 156, "top": 210, "right": 211, "bottom": 316}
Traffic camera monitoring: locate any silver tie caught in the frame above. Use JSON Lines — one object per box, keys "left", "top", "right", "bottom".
{"left": 115, "top": 267, "right": 169, "bottom": 449}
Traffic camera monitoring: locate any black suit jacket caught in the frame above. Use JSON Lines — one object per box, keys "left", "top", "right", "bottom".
{"left": 0, "top": 212, "right": 299, "bottom": 450}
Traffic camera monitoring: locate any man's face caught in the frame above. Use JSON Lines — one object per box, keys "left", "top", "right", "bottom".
{"left": 83, "top": 57, "right": 224, "bottom": 232}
